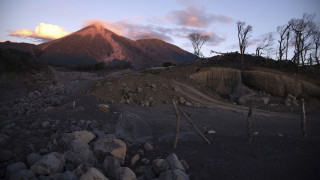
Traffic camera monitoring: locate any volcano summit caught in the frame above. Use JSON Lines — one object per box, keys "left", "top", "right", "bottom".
{"left": 37, "top": 23, "right": 195, "bottom": 67}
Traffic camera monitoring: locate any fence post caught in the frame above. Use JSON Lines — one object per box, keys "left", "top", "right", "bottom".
{"left": 247, "top": 101, "right": 252, "bottom": 144}
{"left": 301, "top": 99, "right": 307, "bottom": 138}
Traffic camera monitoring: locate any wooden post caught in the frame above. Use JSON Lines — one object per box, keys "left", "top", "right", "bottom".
{"left": 172, "top": 99, "right": 181, "bottom": 149}
{"left": 301, "top": 99, "right": 307, "bottom": 138}
{"left": 247, "top": 101, "right": 252, "bottom": 144}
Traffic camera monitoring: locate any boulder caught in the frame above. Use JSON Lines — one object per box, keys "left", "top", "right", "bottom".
{"left": 152, "top": 159, "right": 169, "bottom": 175}
{"left": 79, "top": 167, "right": 109, "bottom": 180}
{"left": 165, "top": 153, "right": 184, "bottom": 171}
{"left": 6, "top": 162, "right": 27, "bottom": 178}
{"left": 71, "top": 130, "right": 96, "bottom": 144}
{"left": 103, "top": 156, "right": 121, "bottom": 179}
{"left": 73, "top": 163, "right": 93, "bottom": 177}
{"left": 27, "top": 153, "right": 43, "bottom": 166}
{"left": 119, "top": 167, "right": 136, "bottom": 180}
{"left": 9, "top": 170, "right": 37, "bottom": 180}
{"left": 135, "top": 166, "right": 155, "bottom": 180}
{"left": 98, "top": 104, "right": 110, "bottom": 113}
{"left": 64, "top": 139, "right": 97, "bottom": 167}
{"left": 94, "top": 136, "right": 127, "bottom": 164}
{"left": 159, "top": 169, "right": 189, "bottom": 180}
{"left": 31, "top": 152, "right": 65, "bottom": 175}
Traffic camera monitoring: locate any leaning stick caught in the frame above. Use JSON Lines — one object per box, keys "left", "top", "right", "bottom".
{"left": 176, "top": 105, "right": 211, "bottom": 144}
{"left": 172, "top": 99, "right": 181, "bottom": 149}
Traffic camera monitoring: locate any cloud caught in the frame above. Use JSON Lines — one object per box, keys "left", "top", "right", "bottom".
{"left": 83, "top": 19, "right": 173, "bottom": 42}
{"left": 167, "top": 6, "right": 234, "bottom": 28}
{"left": 9, "top": 23, "right": 69, "bottom": 41}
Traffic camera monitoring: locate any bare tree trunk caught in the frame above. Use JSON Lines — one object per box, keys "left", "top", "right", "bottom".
{"left": 247, "top": 101, "right": 253, "bottom": 144}
{"left": 285, "top": 32, "right": 290, "bottom": 60}
{"left": 301, "top": 99, "right": 307, "bottom": 138}
{"left": 172, "top": 99, "right": 180, "bottom": 149}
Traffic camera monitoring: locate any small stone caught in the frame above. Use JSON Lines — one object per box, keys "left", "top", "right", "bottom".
{"left": 79, "top": 167, "right": 109, "bottom": 180}
{"left": 6, "top": 162, "right": 27, "bottom": 178}
{"left": 0, "top": 150, "right": 12, "bottom": 162}
{"left": 31, "top": 152, "right": 65, "bottom": 175}
{"left": 27, "top": 153, "right": 43, "bottom": 166}
{"left": 185, "top": 102, "right": 192, "bottom": 107}
{"left": 10, "top": 170, "right": 36, "bottom": 180}
{"left": 206, "top": 130, "right": 216, "bottom": 134}
{"left": 98, "top": 104, "right": 110, "bottom": 113}
{"left": 103, "top": 156, "right": 121, "bottom": 180}
{"left": 73, "top": 163, "right": 93, "bottom": 177}
{"left": 131, "top": 154, "right": 140, "bottom": 166}
{"left": 152, "top": 159, "right": 169, "bottom": 175}
{"left": 150, "top": 84, "right": 156, "bottom": 89}
{"left": 41, "top": 121, "right": 50, "bottom": 128}
{"left": 159, "top": 169, "right": 189, "bottom": 180}
{"left": 137, "top": 87, "right": 143, "bottom": 93}
{"left": 144, "top": 143, "right": 153, "bottom": 151}
{"left": 253, "top": 131, "right": 259, "bottom": 136}
{"left": 277, "top": 133, "right": 284, "bottom": 137}
{"left": 165, "top": 153, "right": 184, "bottom": 171}
{"left": 119, "top": 167, "right": 136, "bottom": 180}
{"left": 137, "top": 149, "right": 144, "bottom": 156}
{"left": 179, "top": 97, "right": 186, "bottom": 104}
{"left": 141, "top": 158, "right": 150, "bottom": 165}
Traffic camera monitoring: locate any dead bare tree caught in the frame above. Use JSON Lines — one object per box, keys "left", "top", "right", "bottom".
{"left": 277, "top": 24, "right": 291, "bottom": 61}
{"left": 237, "top": 21, "right": 252, "bottom": 67}
{"left": 255, "top": 33, "right": 275, "bottom": 57}
{"left": 312, "top": 28, "right": 320, "bottom": 65}
{"left": 188, "top": 33, "right": 210, "bottom": 58}
{"left": 289, "top": 13, "right": 316, "bottom": 69}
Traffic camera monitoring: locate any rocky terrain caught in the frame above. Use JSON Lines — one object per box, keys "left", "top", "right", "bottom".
{"left": 1, "top": 62, "right": 320, "bottom": 180}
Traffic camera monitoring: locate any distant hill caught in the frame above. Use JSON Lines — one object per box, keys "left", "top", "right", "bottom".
{"left": 36, "top": 23, "right": 196, "bottom": 68}
{"left": 0, "top": 41, "right": 36, "bottom": 54}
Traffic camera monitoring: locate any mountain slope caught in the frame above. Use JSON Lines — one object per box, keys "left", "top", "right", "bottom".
{"left": 135, "top": 38, "right": 195, "bottom": 64}
{"left": 38, "top": 24, "right": 196, "bottom": 67}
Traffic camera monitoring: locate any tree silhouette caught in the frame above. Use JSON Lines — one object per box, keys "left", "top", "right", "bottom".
{"left": 237, "top": 21, "right": 252, "bottom": 67}
{"left": 188, "top": 32, "right": 210, "bottom": 58}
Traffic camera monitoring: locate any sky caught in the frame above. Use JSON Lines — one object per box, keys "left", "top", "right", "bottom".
{"left": 1, "top": 0, "right": 320, "bottom": 58}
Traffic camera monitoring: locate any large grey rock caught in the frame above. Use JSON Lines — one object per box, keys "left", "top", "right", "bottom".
{"left": 159, "top": 169, "right": 189, "bottom": 180}
{"left": 103, "top": 156, "right": 121, "bottom": 180}
{"left": 6, "top": 162, "right": 27, "bottom": 178}
{"left": 27, "top": 153, "right": 43, "bottom": 166}
{"left": 135, "top": 166, "right": 155, "bottom": 180}
{"left": 152, "top": 159, "right": 169, "bottom": 175}
{"left": 119, "top": 167, "right": 136, "bottom": 180}
{"left": 79, "top": 167, "right": 109, "bottom": 180}
{"left": 94, "top": 136, "right": 127, "bottom": 164}
{"left": 9, "top": 170, "right": 37, "bottom": 180}
{"left": 116, "top": 112, "right": 152, "bottom": 143}
{"left": 165, "top": 153, "right": 185, "bottom": 171}
{"left": 64, "top": 142, "right": 97, "bottom": 168}
{"left": 31, "top": 152, "right": 65, "bottom": 175}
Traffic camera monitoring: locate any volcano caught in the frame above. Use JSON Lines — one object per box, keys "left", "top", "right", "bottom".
{"left": 38, "top": 24, "right": 196, "bottom": 67}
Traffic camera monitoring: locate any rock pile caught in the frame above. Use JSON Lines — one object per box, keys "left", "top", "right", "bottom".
{"left": 0, "top": 84, "right": 71, "bottom": 118}
{"left": 5, "top": 130, "right": 190, "bottom": 180}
